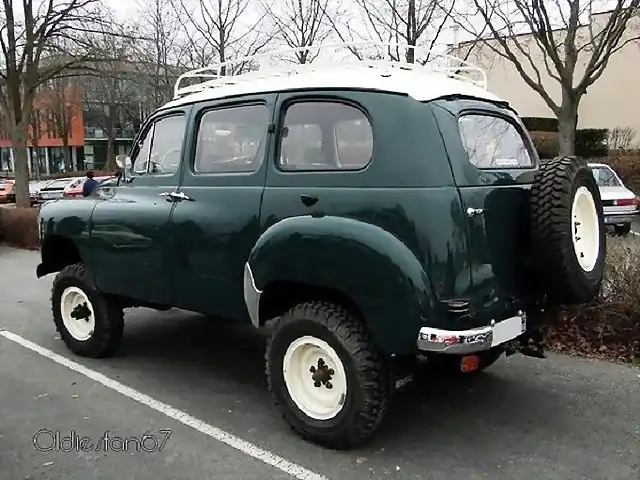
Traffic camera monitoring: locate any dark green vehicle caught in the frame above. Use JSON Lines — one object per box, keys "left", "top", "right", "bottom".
{"left": 36, "top": 44, "right": 606, "bottom": 449}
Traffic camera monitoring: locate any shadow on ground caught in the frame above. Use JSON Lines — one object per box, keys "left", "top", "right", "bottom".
{"left": 116, "top": 310, "right": 571, "bottom": 452}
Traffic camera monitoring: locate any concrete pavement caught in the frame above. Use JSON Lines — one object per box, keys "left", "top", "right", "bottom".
{"left": 0, "top": 246, "right": 638, "bottom": 480}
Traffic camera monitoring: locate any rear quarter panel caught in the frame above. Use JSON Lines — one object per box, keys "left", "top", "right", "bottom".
{"left": 253, "top": 91, "right": 474, "bottom": 354}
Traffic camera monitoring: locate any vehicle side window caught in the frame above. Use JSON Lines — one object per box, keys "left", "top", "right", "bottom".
{"left": 132, "top": 114, "right": 186, "bottom": 175}
{"left": 458, "top": 114, "right": 533, "bottom": 169}
{"left": 194, "top": 104, "right": 269, "bottom": 174}
{"left": 278, "top": 101, "right": 373, "bottom": 171}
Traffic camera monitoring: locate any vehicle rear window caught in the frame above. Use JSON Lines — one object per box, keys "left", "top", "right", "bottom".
{"left": 457, "top": 114, "right": 533, "bottom": 169}
{"left": 43, "top": 179, "right": 72, "bottom": 189}
{"left": 590, "top": 166, "right": 622, "bottom": 187}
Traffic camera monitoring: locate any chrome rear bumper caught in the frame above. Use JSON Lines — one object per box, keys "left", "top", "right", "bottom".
{"left": 417, "top": 311, "right": 527, "bottom": 354}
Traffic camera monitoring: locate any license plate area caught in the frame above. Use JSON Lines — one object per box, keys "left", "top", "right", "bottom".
{"left": 491, "top": 314, "right": 526, "bottom": 347}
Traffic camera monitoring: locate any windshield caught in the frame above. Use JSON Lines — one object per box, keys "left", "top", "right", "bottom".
{"left": 590, "top": 166, "right": 622, "bottom": 187}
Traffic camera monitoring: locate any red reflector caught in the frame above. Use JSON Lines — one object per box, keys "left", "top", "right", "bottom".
{"left": 614, "top": 198, "right": 639, "bottom": 206}
{"left": 460, "top": 355, "right": 480, "bottom": 373}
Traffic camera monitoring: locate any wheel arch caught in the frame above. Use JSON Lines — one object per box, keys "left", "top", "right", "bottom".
{"left": 37, "top": 234, "right": 83, "bottom": 278}
{"left": 246, "top": 215, "right": 437, "bottom": 355}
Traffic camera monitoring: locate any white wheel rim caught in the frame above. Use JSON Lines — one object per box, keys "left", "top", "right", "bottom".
{"left": 60, "top": 286, "right": 96, "bottom": 341}
{"left": 571, "top": 186, "right": 600, "bottom": 272}
{"left": 282, "top": 336, "right": 348, "bottom": 421}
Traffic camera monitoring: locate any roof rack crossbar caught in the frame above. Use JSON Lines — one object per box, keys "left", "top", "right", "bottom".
{"left": 173, "top": 41, "right": 487, "bottom": 99}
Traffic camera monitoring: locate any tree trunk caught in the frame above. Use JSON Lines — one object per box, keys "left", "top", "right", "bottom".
{"left": 557, "top": 92, "right": 579, "bottom": 157}
{"left": 62, "top": 142, "right": 72, "bottom": 171}
{"left": 12, "top": 144, "right": 31, "bottom": 208}
{"left": 106, "top": 134, "right": 116, "bottom": 171}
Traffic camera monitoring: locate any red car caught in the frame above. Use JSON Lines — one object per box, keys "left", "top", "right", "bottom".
{"left": 63, "top": 176, "right": 114, "bottom": 198}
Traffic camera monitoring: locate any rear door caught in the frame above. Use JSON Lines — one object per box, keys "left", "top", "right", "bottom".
{"left": 432, "top": 99, "right": 539, "bottom": 318}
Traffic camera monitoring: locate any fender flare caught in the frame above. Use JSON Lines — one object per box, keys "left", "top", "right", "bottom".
{"left": 245, "top": 215, "right": 437, "bottom": 354}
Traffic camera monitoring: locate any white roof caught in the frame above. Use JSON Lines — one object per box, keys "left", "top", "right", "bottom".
{"left": 162, "top": 42, "right": 506, "bottom": 110}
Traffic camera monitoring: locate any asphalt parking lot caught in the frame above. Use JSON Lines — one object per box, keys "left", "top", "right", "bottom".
{"left": 0, "top": 246, "right": 639, "bottom": 480}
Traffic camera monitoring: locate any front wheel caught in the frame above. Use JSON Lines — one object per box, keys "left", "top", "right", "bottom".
{"left": 51, "top": 263, "right": 124, "bottom": 358}
{"left": 265, "top": 301, "right": 390, "bottom": 449}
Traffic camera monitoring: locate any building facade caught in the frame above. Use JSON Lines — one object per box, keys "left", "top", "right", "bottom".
{"left": 0, "top": 62, "right": 179, "bottom": 177}
{"left": 449, "top": 10, "right": 640, "bottom": 144}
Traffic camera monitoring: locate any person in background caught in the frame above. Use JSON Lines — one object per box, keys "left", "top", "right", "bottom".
{"left": 82, "top": 170, "right": 98, "bottom": 197}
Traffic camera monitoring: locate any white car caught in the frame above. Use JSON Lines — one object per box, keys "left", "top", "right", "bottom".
{"left": 38, "top": 177, "right": 78, "bottom": 201}
{"left": 588, "top": 162, "right": 639, "bottom": 235}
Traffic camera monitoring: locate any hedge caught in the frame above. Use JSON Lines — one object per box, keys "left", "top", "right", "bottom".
{"left": 529, "top": 129, "right": 610, "bottom": 158}
{"left": 521, "top": 117, "right": 559, "bottom": 133}
{"left": 0, "top": 207, "right": 39, "bottom": 250}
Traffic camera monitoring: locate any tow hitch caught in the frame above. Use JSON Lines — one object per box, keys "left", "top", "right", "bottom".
{"left": 505, "top": 327, "right": 546, "bottom": 359}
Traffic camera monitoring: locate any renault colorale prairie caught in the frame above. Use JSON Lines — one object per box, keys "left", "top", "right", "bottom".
{"left": 35, "top": 42, "right": 606, "bottom": 449}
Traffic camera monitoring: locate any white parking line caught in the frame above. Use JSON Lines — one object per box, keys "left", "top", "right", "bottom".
{"left": 0, "top": 330, "right": 328, "bottom": 480}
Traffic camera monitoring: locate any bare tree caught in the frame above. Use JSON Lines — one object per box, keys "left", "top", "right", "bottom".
{"left": 43, "top": 77, "right": 81, "bottom": 171}
{"left": 131, "top": 0, "right": 184, "bottom": 112}
{"left": 321, "top": 0, "right": 456, "bottom": 63}
{"left": 171, "top": 0, "right": 271, "bottom": 73}
{"left": 82, "top": 26, "right": 140, "bottom": 170}
{"left": 27, "top": 102, "right": 43, "bottom": 179}
{"left": 262, "top": 0, "right": 333, "bottom": 64}
{"left": 452, "top": 0, "right": 640, "bottom": 156}
{"left": 0, "top": 0, "right": 110, "bottom": 207}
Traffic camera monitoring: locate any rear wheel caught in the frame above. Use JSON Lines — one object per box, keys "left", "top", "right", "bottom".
{"left": 614, "top": 223, "right": 631, "bottom": 236}
{"left": 530, "top": 156, "right": 606, "bottom": 304}
{"left": 265, "top": 301, "right": 390, "bottom": 449}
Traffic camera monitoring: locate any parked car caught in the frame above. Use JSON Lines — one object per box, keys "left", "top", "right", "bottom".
{"left": 588, "top": 162, "right": 639, "bottom": 235}
{"left": 29, "top": 180, "right": 54, "bottom": 205}
{"left": 0, "top": 179, "right": 15, "bottom": 203}
{"left": 38, "top": 177, "right": 78, "bottom": 201}
{"left": 35, "top": 43, "right": 606, "bottom": 450}
{"left": 63, "top": 175, "right": 115, "bottom": 199}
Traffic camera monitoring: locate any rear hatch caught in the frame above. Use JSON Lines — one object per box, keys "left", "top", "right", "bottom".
{"left": 432, "top": 98, "right": 538, "bottom": 328}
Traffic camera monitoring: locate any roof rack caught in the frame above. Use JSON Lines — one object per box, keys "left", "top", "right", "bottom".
{"left": 173, "top": 41, "right": 487, "bottom": 99}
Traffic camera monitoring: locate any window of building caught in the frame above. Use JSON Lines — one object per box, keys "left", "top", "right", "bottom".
{"left": 194, "top": 104, "right": 269, "bottom": 173}
{"left": 278, "top": 101, "right": 373, "bottom": 171}
{"left": 457, "top": 114, "right": 533, "bottom": 169}
{"left": 132, "top": 114, "right": 185, "bottom": 175}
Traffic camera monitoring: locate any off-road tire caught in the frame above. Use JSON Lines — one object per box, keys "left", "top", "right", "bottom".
{"left": 426, "top": 348, "right": 503, "bottom": 376}
{"left": 51, "top": 263, "right": 124, "bottom": 358}
{"left": 530, "top": 156, "right": 605, "bottom": 304}
{"left": 614, "top": 223, "right": 631, "bottom": 236}
{"left": 265, "top": 301, "right": 390, "bottom": 450}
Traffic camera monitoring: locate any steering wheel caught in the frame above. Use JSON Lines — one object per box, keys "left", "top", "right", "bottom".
{"left": 160, "top": 148, "right": 181, "bottom": 166}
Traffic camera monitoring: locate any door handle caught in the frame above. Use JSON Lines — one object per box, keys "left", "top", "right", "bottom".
{"left": 300, "top": 194, "right": 318, "bottom": 207}
{"left": 159, "top": 191, "right": 193, "bottom": 202}
{"left": 466, "top": 207, "right": 484, "bottom": 218}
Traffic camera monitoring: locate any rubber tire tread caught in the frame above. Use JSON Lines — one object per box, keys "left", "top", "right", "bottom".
{"left": 265, "top": 301, "right": 390, "bottom": 450}
{"left": 51, "top": 263, "right": 124, "bottom": 358}
{"left": 530, "top": 156, "right": 605, "bottom": 304}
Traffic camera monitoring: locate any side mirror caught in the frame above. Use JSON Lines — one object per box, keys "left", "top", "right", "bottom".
{"left": 115, "top": 155, "right": 132, "bottom": 169}
{"left": 115, "top": 155, "right": 133, "bottom": 184}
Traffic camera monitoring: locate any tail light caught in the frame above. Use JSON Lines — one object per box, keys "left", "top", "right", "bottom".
{"left": 613, "top": 197, "right": 640, "bottom": 207}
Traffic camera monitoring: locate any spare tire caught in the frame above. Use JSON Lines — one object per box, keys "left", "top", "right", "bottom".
{"left": 530, "top": 156, "right": 605, "bottom": 305}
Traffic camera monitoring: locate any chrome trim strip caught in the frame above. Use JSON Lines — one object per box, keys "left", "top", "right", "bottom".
{"left": 243, "top": 262, "right": 262, "bottom": 328}
{"left": 417, "top": 312, "right": 526, "bottom": 354}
